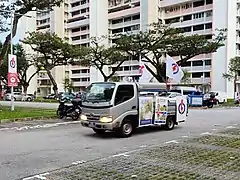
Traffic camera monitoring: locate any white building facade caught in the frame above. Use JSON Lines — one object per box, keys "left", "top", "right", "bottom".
{"left": 19, "top": 0, "right": 237, "bottom": 98}
{"left": 159, "top": 0, "right": 238, "bottom": 98}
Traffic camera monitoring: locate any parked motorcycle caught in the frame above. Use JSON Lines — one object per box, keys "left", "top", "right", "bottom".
{"left": 56, "top": 98, "right": 82, "bottom": 120}
{"left": 203, "top": 93, "right": 216, "bottom": 108}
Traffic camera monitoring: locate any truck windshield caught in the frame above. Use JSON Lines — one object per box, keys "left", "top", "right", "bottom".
{"left": 83, "top": 83, "right": 115, "bottom": 103}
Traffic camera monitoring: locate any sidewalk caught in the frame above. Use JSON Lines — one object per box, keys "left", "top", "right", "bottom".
{"left": 32, "top": 126, "right": 240, "bottom": 180}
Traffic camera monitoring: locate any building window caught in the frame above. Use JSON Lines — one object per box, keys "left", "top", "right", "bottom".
{"left": 112, "top": 18, "right": 123, "bottom": 24}
{"left": 193, "top": 12, "right": 204, "bottom": 19}
{"left": 192, "top": 60, "right": 203, "bottom": 66}
{"left": 192, "top": 72, "right": 203, "bottom": 78}
{"left": 205, "top": 60, "right": 211, "bottom": 66}
{"left": 206, "top": 0, "right": 213, "bottom": 5}
{"left": 205, "top": 10, "right": 212, "bottom": 17}
{"left": 204, "top": 72, "right": 210, "bottom": 77}
{"left": 193, "top": 24, "right": 204, "bottom": 31}
{"left": 182, "top": 26, "right": 192, "bottom": 32}
{"left": 72, "top": 10, "right": 80, "bottom": 17}
{"left": 72, "top": 28, "right": 80, "bottom": 33}
{"left": 193, "top": 0, "right": 204, "bottom": 8}
{"left": 132, "top": 14, "right": 140, "bottom": 20}
{"left": 205, "top": 23, "right": 212, "bottom": 29}
{"left": 72, "top": 36, "right": 80, "bottom": 41}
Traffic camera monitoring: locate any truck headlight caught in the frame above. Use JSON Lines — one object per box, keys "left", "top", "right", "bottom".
{"left": 81, "top": 115, "right": 87, "bottom": 121}
{"left": 100, "top": 116, "right": 113, "bottom": 123}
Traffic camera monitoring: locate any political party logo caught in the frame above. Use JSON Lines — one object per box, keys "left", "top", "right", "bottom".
{"left": 172, "top": 63, "right": 179, "bottom": 74}
{"left": 178, "top": 99, "right": 186, "bottom": 114}
{"left": 139, "top": 65, "right": 145, "bottom": 75}
{"left": 10, "top": 57, "right": 16, "bottom": 68}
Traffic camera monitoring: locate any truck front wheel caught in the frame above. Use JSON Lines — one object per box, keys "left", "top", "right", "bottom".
{"left": 117, "top": 120, "right": 133, "bottom": 138}
{"left": 165, "top": 117, "right": 175, "bottom": 130}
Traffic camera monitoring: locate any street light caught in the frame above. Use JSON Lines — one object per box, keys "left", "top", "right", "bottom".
{"left": 0, "top": 9, "right": 35, "bottom": 111}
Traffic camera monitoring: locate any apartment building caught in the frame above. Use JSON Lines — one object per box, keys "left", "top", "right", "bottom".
{"left": 20, "top": 0, "right": 237, "bottom": 98}
{"left": 35, "top": 2, "right": 69, "bottom": 96}
{"left": 158, "top": 0, "right": 238, "bottom": 98}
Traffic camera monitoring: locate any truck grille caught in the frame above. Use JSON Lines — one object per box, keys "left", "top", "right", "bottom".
{"left": 86, "top": 114, "right": 100, "bottom": 121}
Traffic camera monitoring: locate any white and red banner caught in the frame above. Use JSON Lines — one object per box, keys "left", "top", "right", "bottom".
{"left": 8, "top": 54, "right": 18, "bottom": 87}
{"left": 166, "top": 54, "right": 184, "bottom": 83}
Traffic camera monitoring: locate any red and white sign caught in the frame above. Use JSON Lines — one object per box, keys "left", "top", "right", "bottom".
{"left": 8, "top": 54, "right": 17, "bottom": 73}
{"left": 8, "top": 54, "right": 18, "bottom": 87}
{"left": 8, "top": 73, "right": 18, "bottom": 87}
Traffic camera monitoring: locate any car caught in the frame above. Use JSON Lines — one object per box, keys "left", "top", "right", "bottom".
{"left": 159, "top": 92, "right": 183, "bottom": 103}
{"left": 60, "top": 92, "right": 76, "bottom": 101}
{"left": 43, "top": 94, "right": 56, "bottom": 99}
{"left": 4, "top": 92, "right": 34, "bottom": 101}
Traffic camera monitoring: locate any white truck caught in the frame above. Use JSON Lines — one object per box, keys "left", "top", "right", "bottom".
{"left": 80, "top": 82, "right": 188, "bottom": 138}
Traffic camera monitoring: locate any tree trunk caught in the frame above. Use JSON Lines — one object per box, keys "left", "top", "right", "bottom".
{"left": 46, "top": 69, "right": 58, "bottom": 96}
{"left": 104, "top": 76, "right": 109, "bottom": 82}
{"left": 22, "top": 83, "right": 29, "bottom": 95}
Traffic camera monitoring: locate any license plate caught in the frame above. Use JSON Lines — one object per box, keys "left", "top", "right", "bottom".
{"left": 89, "top": 122, "right": 95, "bottom": 128}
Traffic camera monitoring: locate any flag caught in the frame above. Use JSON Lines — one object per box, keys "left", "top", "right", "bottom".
{"left": 138, "top": 59, "right": 153, "bottom": 83}
{"left": 166, "top": 54, "right": 184, "bottom": 83}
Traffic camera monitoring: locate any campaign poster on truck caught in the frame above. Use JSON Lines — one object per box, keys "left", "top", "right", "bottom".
{"left": 154, "top": 97, "right": 168, "bottom": 125}
{"left": 176, "top": 96, "right": 187, "bottom": 122}
{"left": 139, "top": 96, "right": 154, "bottom": 127}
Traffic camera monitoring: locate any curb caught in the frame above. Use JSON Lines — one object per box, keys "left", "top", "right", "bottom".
{"left": 0, "top": 116, "right": 57, "bottom": 124}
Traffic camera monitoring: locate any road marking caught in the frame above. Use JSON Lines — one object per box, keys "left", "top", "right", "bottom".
{"left": 200, "top": 132, "right": 212, "bottom": 136}
{"left": 112, "top": 153, "right": 130, "bottom": 157}
{"left": 0, "top": 121, "right": 82, "bottom": 132}
{"left": 72, "top": 160, "right": 86, "bottom": 165}
{"left": 139, "top": 145, "right": 147, "bottom": 148}
{"left": 22, "top": 172, "right": 49, "bottom": 180}
{"left": 212, "top": 129, "right": 217, "bottom": 131}
{"left": 181, "top": 136, "right": 189, "bottom": 138}
{"left": 226, "top": 126, "right": 236, "bottom": 129}
{"left": 164, "top": 140, "right": 179, "bottom": 144}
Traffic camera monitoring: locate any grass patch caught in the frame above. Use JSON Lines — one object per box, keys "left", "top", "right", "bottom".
{"left": 189, "top": 135, "right": 240, "bottom": 149}
{"left": 140, "top": 145, "right": 240, "bottom": 171}
{"left": 34, "top": 98, "right": 58, "bottom": 103}
{"left": 0, "top": 106, "right": 56, "bottom": 121}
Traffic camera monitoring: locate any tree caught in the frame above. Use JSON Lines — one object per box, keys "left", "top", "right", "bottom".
{"left": 181, "top": 70, "right": 191, "bottom": 84}
{"left": 63, "top": 77, "right": 73, "bottom": 93}
{"left": 222, "top": 57, "right": 240, "bottom": 93}
{"left": 109, "top": 75, "right": 120, "bottom": 82}
{"left": 0, "top": 42, "right": 38, "bottom": 93}
{"left": 115, "top": 22, "right": 226, "bottom": 83}
{"left": 82, "top": 37, "right": 127, "bottom": 82}
{"left": 22, "top": 31, "right": 87, "bottom": 95}
{"left": 0, "top": 0, "right": 63, "bottom": 66}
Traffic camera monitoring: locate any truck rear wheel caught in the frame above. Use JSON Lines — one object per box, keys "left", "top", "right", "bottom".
{"left": 117, "top": 120, "right": 133, "bottom": 138}
{"left": 165, "top": 117, "right": 175, "bottom": 130}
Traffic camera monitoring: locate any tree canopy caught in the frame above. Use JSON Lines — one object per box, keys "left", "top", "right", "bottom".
{"left": 0, "top": 42, "right": 37, "bottom": 93}
{"left": 0, "top": 0, "right": 64, "bottom": 66}
{"left": 22, "top": 31, "right": 87, "bottom": 95}
{"left": 81, "top": 37, "right": 127, "bottom": 82}
{"left": 223, "top": 57, "right": 240, "bottom": 81}
{"left": 115, "top": 22, "right": 226, "bottom": 83}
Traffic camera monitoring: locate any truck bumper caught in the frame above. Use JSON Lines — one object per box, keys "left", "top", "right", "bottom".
{"left": 81, "top": 120, "right": 117, "bottom": 131}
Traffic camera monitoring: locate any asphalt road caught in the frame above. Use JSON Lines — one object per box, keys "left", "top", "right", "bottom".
{"left": 0, "top": 101, "right": 58, "bottom": 109}
{"left": 0, "top": 108, "right": 239, "bottom": 180}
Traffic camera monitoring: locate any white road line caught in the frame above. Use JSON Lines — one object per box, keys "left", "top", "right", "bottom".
{"left": 164, "top": 140, "right": 179, "bottom": 144}
{"left": 22, "top": 172, "right": 49, "bottom": 180}
{"left": 226, "top": 126, "right": 236, "bottom": 129}
{"left": 0, "top": 121, "right": 82, "bottom": 132}
{"left": 200, "top": 132, "right": 212, "bottom": 136}
{"left": 112, "top": 153, "right": 130, "bottom": 157}
{"left": 181, "top": 136, "right": 189, "bottom": 138}
{"left": 72, "top": 160, "right": 86, "bottom": 165}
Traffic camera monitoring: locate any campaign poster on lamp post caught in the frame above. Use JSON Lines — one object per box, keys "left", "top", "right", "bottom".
{"left": 139, "top": 96, "right": 154, "bottom": 127}
{"left": 154, "top": 97, "right": 168, "bottom": 125}
{"left": 8, "top": 54, "right": 18, "bottom": 87}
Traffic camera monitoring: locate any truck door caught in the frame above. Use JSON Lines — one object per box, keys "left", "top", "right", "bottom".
{"left": 111, "top": 84, "right": 138, "bottom": 121}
